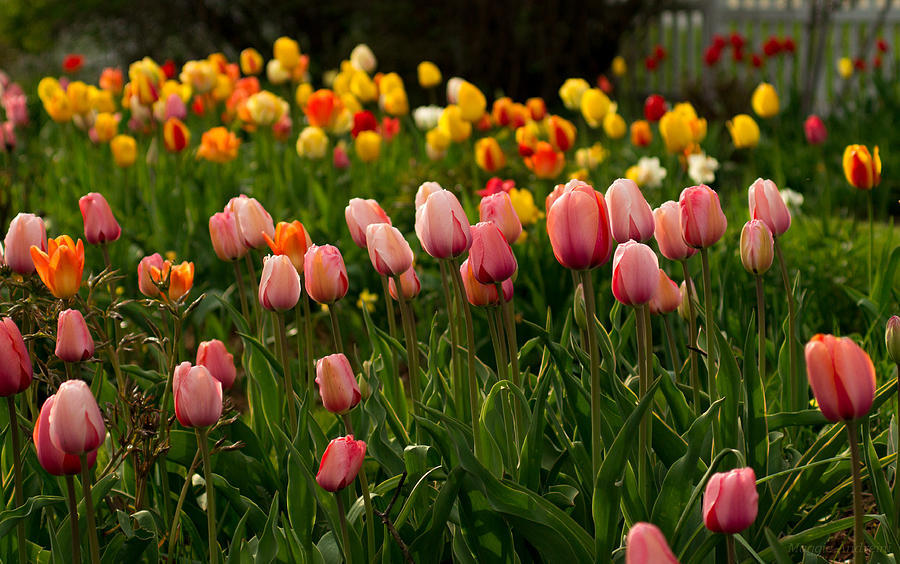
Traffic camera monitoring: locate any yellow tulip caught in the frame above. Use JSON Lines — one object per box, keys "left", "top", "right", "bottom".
{"left": 295, "top": 83, "right": 313, "bottom": 107}
{"left": 128, "top": 57, "right": 165, "bottom": 105}
{"left": 341, "top": 93, "right": 362, "bottom": 114}
{"left": 603, "top": 112, "right": 626, "bottom": 139}
{"left": 354, "top": 130, "right": 382, "bottom": 163}
{"left": 438, "top": 105, "right": 472, "bottom": 142}
{"left": 581, "top": 88, "right": 611, "bottom": 127}
{"left": 457, "top": 81, "right": 486, "bottom": 122}
{"left": 381, "top": 87, "right": 409, "bottom": 116}
{"left": 274, "top": 37, "right": 301, "bottom": 69}
{"left": 38, "top": 77, "right": 63, "bottom": 103}
{"left": 475, "top": 137, "right": 506, "bottom": 172}
{"left": 66, "top": 81, "right": 91, "bottom": 115}
{"left": 94, "top": 112, "right": 119, "bottom": 143}
{"left": 44, "top": 92, "right": 73, "bottom": 123}
{"left": 245, "top": 91, "right": 288, "bottom": 126}
{"left": 89, "top": 87, "right": 116, "bottom": 113}
{"left": 379, "top": 72, "right": 404, "bottom": 96}
{"left": 838, "top": 57, "right": 854, "bottom": 79}
{"left": 659, "top": 111, "right": 692, "bottom": 153}
{"left": 751, "top": 82, "right": 779, "bottom": 118}
{"left": 575, "top": 143, "right": 608, "bottom": 169}
{"left": 180, "top": 60, "right": 217, "bottom": 95}
{"left": 612, "top": 56, "right": 627, "bottom": 77}
{"left": 350, "top": 71, "right": 377, "bottom": 103}
{"left": 240, "top": 48, "right": 264, "bottom": 76}
{"left": 425, "top": 128, "right": 450, "bottom": 160}
{"left": 508, "top": 188, "right": 544, "bottom": 227}
{"left": 417, "top": 61, "right": 442, "bottom": 88}
{"left": 296, "top": 126, "right": 328, "bottom": 159}
{"left": 727, "top": 114, "right": 760, "bottom": 149}
{"left": 110, "top": 134, "right": 137, "bottom": 167}
{"left": 559, "top": 78, "right": 590, "bottom": 110}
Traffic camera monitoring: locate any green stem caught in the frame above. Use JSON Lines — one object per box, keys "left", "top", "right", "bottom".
{"left": 867, "top": 190, "right": 874, "bottom": 294}
{"left": 663, "top": 315, "right": 680, "bottom": 374}
{"left": 158, "top": 312, "right": 183, "bottom": 439}
{"left": 167, "top": 450, "right": 201, "bottom": 557}
{"left": 774, "top": 240, "right": 798, "bottom": 412}
{"left": 486, "top": 307, "right": 505, "bottom": 380}
{"left": 450, "top": 262, "right": 480, "bottom": 434}
{"left": 681, "top": 260, "right": 701, "bottom": 415}
{"left": 896, "top": 363, "right": 900, "bottom": 531}
{"left": 438, "top": 261, "right": 463, "bottom": 417}
{"left": 65, "top": 475, "right": 82, "bottom": 564}
{"left": 303, "top": 296, "right": 314, "bottom": 400}
{"left": 342, "top": 414, "right": 375, "bottom": 560}
{"left": 7, "top": 397, "right": 26, "bottom": 564}
{"left": 65, "top": 361, "right": 76, "bottom": 381}
{"left": 336, "top": 494, "right": 353, "bottom": 564}
{"left": 726, "top": 534, "right": 737, "bottom": 564}
{"left": 756, "top": 276, "right": 766, "bottom": 382}
{"left": 579, "top": 269, "right": 603, "bottom": 483}
{"left": 699, "top": 249, "right": 717, "bottom": 414}
{"left": 80, "top": 452, "right": 100, "bottom": 564}
{"left": 847, "top": 422, "right": 866, "bottom": 564}
{"left": 196, "top": 428, "right": 218, "bottom": 564}
{"left": 636, "top": 304, "right": 648, "bottom": 506}
{"left": 394, "top": 277, "right": 421, "bottom": 422}
{"left": 275, "top": 312, "right": 297, "bottom": 433}
{"left": 329, "top": 305, "right": 344, "bottom": 354}
{"left": 244, "top": 254, "right": 261, "bottom": 334}
{"left": 380, "top": 275, "right": 399, "bottom": 341}
{"left": 497, "top": 285, "right": 522, "bottom": 446}
{"left": 233, "top": 261, "right": 250, "bottom": 324}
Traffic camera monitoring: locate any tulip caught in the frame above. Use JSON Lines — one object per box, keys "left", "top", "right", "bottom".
{"left": 209, "top": 211, "right": 249, "bottom": 262}
{"left": 333, "top": 142, "right": 350, "bottom": 168}
{"left": 99, "top": 67, "right": 124, "bottom": 94}
{"left": 479, "top": 192, "right": 522, "bottom": 244}
{"left": 5, "top": 213, "right": 46, "bottom": 274}
{"left": 603, "top": 112, "right": 626, "bottom": 139}
{"left": 459, "top": 258, "right": 513, "bottom": 307}
{"left": 273, "top": 37, "right": 301, "bottom": 69}
{"left": 0, "top": 318, "right": 31, "bottom": 397}
{"left": 93, "top": 112, "right": 118, "bottom": 143}
{"left": 748, "top": 178, "right": 791, "bottom": 236}
{"left": 173, "top": 362, "right": 223, "bottom": 428}
{"left": 611, "top": 241, "right": 659, "bottom": 306}
{"left": 702, "top": 467, "right": 759, "bottom": 534}
{"left": 887, "top": 316, "right": 900, "bottom": 364}
{"left": 469, "top": 222, "right": 517, "bottom": 284}
{"left": 55, "top": 309, "right": 93, "bottom": 363}
{"left": 751, "top": 82, "right": 779, "bottom": 118}
{"left": 304, "top": 244, "right": 349, "bottom": 304}
{"left": 425, "top": 128, "right": 450, "bottom": 160}
{"left": 296, "top": 126, "right": 328, "bottom": 159}
{"left": 659, "top": 110, "right": 692, "bottom": 154}
{"left": 259, "top": 255, "right": 302, "bottom": 311}
{"left": 315, "top": 354, "right": 361, "bottom": 414}
{"left": 263, "top": 220, "right": 313, "bottom": 272}
{"left": 354, "top": 130, "right": 381, "bottom": 163}
{"left": 843, "top": 144, "right": 881, "bottom": 190}
{"left": 316, "top": 435, "right": 367, "bottom": 492}
{"left": 240, "top": 48, "right": 263, "bottom": 76}
{"left": 137, "top": 253, "right": 165, "bottom": 297}
{"left": 547, "top": 115, "right": 576, "bottom": 152}
{"left": 457, "top": 81, "right": 486, "bottom": 122}
{"left": 415, "top": 189, "right": 472, "bottom": 259}
{"left": 546, "top": 180, "right": 614, "bottom": 271}
{"left": 804, "top": 115, "right": 827, "bottom": 145}
{"left": 163, "top": 117, "right": 190, "bottom": 153}
{"left": 649, "top": 270, "right": 682, "bottom": 315}
{"left": 366, "top": 224, "right": 414, "bottom": 277}
{"left": 388, "top": 267, "right": 422, "bottom": 301}
{"left": 49, "top": 380, "right": 105, "bottom": 454}
{"left": 805, "top": 334, "right": 876, "bottom": 422}
{"left": 228, "top": 195, "right": 275, "bottom": 249}
{"left": 148, "top": 260, "right": 194, "bottom": 302}
{"left": 197, "top": 126, "right": 240, "bottom": 163}
{"left": 350, "top": 43, "right": 377, "bottom": 73}
{"left": 630, "top": 120, "right": 652, "bottom": 147}
{"left": 414, "top": 182, "right": 443, "bottom": 209}
{"left": 606, "top": 178, "right": 655, "bottom": 243}
{"left": 643, "top": 94, "right": 666, "bottom": 122}
{"left": 34, "top": 395, "right": 98, "bottom": 476}
{"left": 351, "top": 110, "right": 377, "bottom": 138}
{"left": 78, "top": 193, "right": 121, "bottom": 245}
{"left": 524, "top": 141, "right": 565, "bottom": 179}
{"left": 345, "top": 198, "right": 391, "bottom": 249}
{"left": 197, "top": 339, "right": 237, "bottom": 390}
{"left": 625, "top": 522, "right": 679, "bottom": 564}
{"left": 475, "top": 137, "right": 506, "bottom": 172}
{"left": 727, "top": 114, "right": 760, "bottom": 149}
{"left": 110, "top": 134, "right": 137, "bottom": 167}
{"left": 679, "top": 184, "right": 727, "bottom": 249}
{"left": 740, "top": 220, "right": 774, "bottom": 275}
{"left": 559, "top": 78, "right": 590, "bottom": 110}
{"left": 580, "top": 88, "right": 610, "bottom": 127}
{"left": 417, "top": 61, "right": 442, "bottom": 88}
{"left": 31, "top": 235, "right": 85, "bottom": 299}
{"left": 437, "top": 105, "right": 471, "bottom": 142}
{"left": 653, "top": 201, "right": 696, "bottom": 261}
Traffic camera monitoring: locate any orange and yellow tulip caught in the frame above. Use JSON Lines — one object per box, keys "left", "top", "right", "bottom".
{"left": 30, "top": 236, "right": 85, "bottom": 299}
{"left": 843, "top": 145, "right": 881, "bottom": 190}
{"left": 197, "top": 127, "right": 240, "bottom": 163}
{"left": 150, "top": 260, "right": 195, "bottom": 302}
{"left": 475, "top": 137, "right": 506, "bottom": 172}
{"left": 163, "top": 118, "right": 191, "bottom": 153}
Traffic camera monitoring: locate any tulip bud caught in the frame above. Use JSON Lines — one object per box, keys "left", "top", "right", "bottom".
{"left": 388, "top": 267, "right": 422, "bottom": 301}
{"left": 49, "top": 380, "right": 105, "bottom": 455}
{"left": 34, "top": 395, "right": 98, "bottom": 476}
{"left": 612, "top": 241, "right": 659, "bottom": 306}
{"left": 740, "top": 220, "right": 774, "bottom": 275}
{"left": 677, "top": 279, "right": 697, "bottom": 322}
{"left": 209, "top": 211, "right": 249, "bottom": 261}
{"left": 197, "top": 339, "right": 237, "bottom": 390}
{"left": 227, "top": 195, "right": 275, "bottom": 249}
{"left": 415, "top": 189, "right": 472, "bottom": 259}
{"left": 315, "top": 353, "right": 361, "bottom": 413}
{"left": 316, "top": 435, "right": 367, "bottom": 492}
{"left": 345, "top": 198, "right": 391, "bottom": 248}
{"left": 263, "top": 221, "right": 313, "bottom": 273}
{"left": 354, "top": 130, "right": 382, "bottom": 163}
{"left": 679, "top": 184, "right": 727, "bottom": 249}
{"left": 259, "top": 255, "right": 301, "bottom": 311}
{"left": 805, "top": 334, "right": 876, "bottom": 422}
{"left": 56, "top": 309, "right": 94, "bottom": 362}
{"left": 748, "top": 178, "right": 791, "bottom": 237}
{"left": 727, "top": 114, "right": 760, "bottom": 149}
{"left": 702, "top": 467, "right": 759, "bottom": 534}
{"left": 240, "top": 48, "right": 263, "bottom": 76}
{"left": 137, "top": 253, "right": 165, "bottom": 297}
{"left": 417, "top": 61, "right": 442, "bottom": 88}
{"left": 0, "top": 318, "right": 31, "bottom": 397}
{"left": 649, "top": 270, "right": 682, "bottom": 315}
{"left": 546, "top": 180, "right": 614, "bottom": 271}
{"left": 606, "top": 178, "right": 655, "bottom": 243}
{"left": 479, "top": 192, "right": 522, "bottom": 244}
{"left": 366, "top": 224, "right": 414, "bottom": 278}
{"left": 304, "top": 244, "right": 349, "bottom": 304}
{"left": 5, "top": 213, "right": 47, "bottom": 274}
{"left": 804, "top": 115, "right": 827, "bottom": 145}
{"left": 625, "top": 522, "right": 679, "bottom": 564}
{"left": 78, "top": 193, "right": 121, "bottom": 245}
{"left": 887, "top": 316, "right": 900, "bottom": 365}
{"left": 173, "top": 362, "right": 223, "bottom": 428}
{"left": 469, "top": 222, "right": 517, "bottom": 284}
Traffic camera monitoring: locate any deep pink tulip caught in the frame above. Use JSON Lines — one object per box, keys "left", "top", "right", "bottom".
{"left": 137, "top": 253, "right": 165, "bottom": 297}
{"left": 653, "top": 201, "right": 696, "bottom": 261}
{"left": 805, "top": 334, "right": 876, "bottom": 422}
{"left": 388, "top": 267, "right": 422, "bottom": 301}
{"left": 366, "top": 223, "right": 414, "bottom": 277}
{"left": 678, "top": 184, "right": 727, "bottom": 248}
{"left": 5, "top": 213, "right": 46, "bottom": 274}
{"left": 164, "top": 93, "right": 187, "bottom": 121}
{"left": 459, "top": 258, "right": 513, "bottom": 307}
{"left": 479, "top": 192, "right": 522, "bottom": 244}
{"left": 34, "top": 395, "right": 97, "bottom": 476}
{"left": 227, "top": 195, "right": 275, "bottom": 249}
{"left": 56, "top": 309, "right": 94, "bottom": 362}
{"left": 702, "top": 467, "right": 759, "bottom": 534}
{"left": 49, "top": 380, "right": 105, "bottom": 455}
{"left": 316, "top": 435, "right": 367, "bottom": 492}
{"left": 415, "top": 181, "right": 444, "bottom": 209}
{"left": 740, "top": 220, "right": 774, "bottom": 275}
{"left": 173, "top": 362, "right": 223, "bottom": 428}
{"left": 209, "top": 210, "right": 249, "bottom": 261}
{"left": 625, "top": 522, "right": 679, "bottom": 564}
{"left": 0, "top": 317, "right": 32, "bottom": 396}
{"left": 469, "top": 222, "right": 517, "bottom": 284}
{"left": 748, "top": 178, "right": 791, "bottom": 237}
{"left": 197, "top": 339, "right": 237, "bottom": 389}
{"left": 612, "top": 241, "right": 659, "bottom": 306}
{"left": 649, "top": 269, "right": 682, "bottom": 315}
{"left": 78, "top": 193, "right": 121, "bottom": 245}
{"left": 546, "top": 180, "right": 614, "bottom": 271}
{"left": 345, "top": 198, "right": 391, "bottom": 248}
{"left": 415, "top": 189, "right": 472, "bottom": 259}
{"left": 606, "top": 178, "right": 655, "bottom": 243}
{"left": 804, "top": 115, "right": 827, "bottom": 145}
{"left": 303, "top": 244, "right": 349, "bottom": 304}
{"left": 315, "top": 353, "right": 361, "bottom": 414}
{"left": 259, "top": 254, "right": 302, "bottom": 311}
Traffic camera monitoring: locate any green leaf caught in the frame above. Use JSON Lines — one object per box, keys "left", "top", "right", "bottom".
{"left": 714, "top": 328, "right": 741, "bottom": 453}
{"left": 742, "top": 310, "right": 769, "bottom": 479}
{"left": 254, "top": 491, "right": 279, "bottom": 563}
{"left": 763, "top": 528, "right": 794, "bottom": 564}
{"left": 0, "top": 495, "right": 64, "bottom": 537}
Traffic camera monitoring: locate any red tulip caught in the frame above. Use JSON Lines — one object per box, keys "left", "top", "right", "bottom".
{"left": 388, "top": 267, "right": 422, "bottom": 301}
{"left": 49, "top": 380, "right": 105, "bottom": 455}
{"left": 303, "top": 244, "right": 349, "bottom": 304}
{"left": 643, "top": 94, "right": 666, "bottom": 122}
{"left": 479, "top": 191, "right": 522, "bottom": 244}
{"left": 173, "top": 362, "right": 223, "bottom": 428}
{"left": 805, "top": 334, "right": 876, "bottom": 422}
{"left": 78, "top": 193, "right": 121, "bottom": 245}
{"left": 0, "top": 318, "right": 32, "bottom": 396}
{"left": 678, "top": 184, "right": 727, "bottom": 248}
{"left": 5, "top": 213, "right": 46, "bottom": 274}
{"left": 625, "top": 522, "right": 679, "bottom": 564}
{"left": 345, "top": 198, "right": 391, "bottom": 248}
{"left": 227, "top": 195, "right": 275, "bottom": 250}
{"left": 702, "top": 467, "right": 758, "bottom": 534}
{"left": 612, "top": 241, "right": 659, "bottom": 306}
{"left": 653, "top": 201, "right": 696, "bottom": 261}
{"left": 259, "top": 254, "right": 302, "bottom": 311}
{"left": 606, "top": 178, "right": 655, "bottom": 243}
{"left": 415, "top": 189, "right": 472, "bottom": 259}
{"left": 469, "top": 222, "right": 517, "bottom": 284}
{"left": 546, "top": 180, "right": 614, "bottom": 271}
{"left": 365, "top": 223, "right": 414, "bottom": 277}
{"left": 351, "top": 110, "right": 378, "bottom": 138}
{"left": 649, "top": 269, "right": 682, "bottom": 315}
{"left": 315, "top": 353, "right": 361, "bottom": 414}
{"left": 748, "top": 178, "right": 791, "bottom": 236}
{"left": 56, "top": 309, "right": 94, "bottom": 362}
{"left": 34, "top": 395, "right": 97, "bottom": 476}
{"left": 209, "top": 211, "right": 249, "bottom": 261}
{"left": 196, "top": 339, "right": 237, "bottom": 390}
{"left": 316, "top": 435, "right": 367, "bottom": 492}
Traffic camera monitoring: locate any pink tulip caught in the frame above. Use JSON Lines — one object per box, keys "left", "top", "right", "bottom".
{"left": 748, "top": 178, "right": 791, "bottom": 237}
{"left": 316, "top": 435, "right": 367, "bottom": 492}
{"left": 612, "top": 241, "right": 659, "bottom": 306}
{"left": 164, "top": 93, "right": 187, "bottom": 121}
{"left": 209, "top": 211, "right": 249, "bottom": 261}
{"left": 137, "top": 253, "right": 165, "bottom": 297}
{"left": 649, "top": 269, "right": 682, "bottom": 315}
{"left": 1, "top": 122, "right": 15, "bottom": 151}
{"left": 653, "top": 201, "right": 696, "bottom": 261}
{"left": 805, "top": 334, "right": 876, "bottom": 422}
{"left": 56, "top": 309, "right": 94, "bottom": 362}
{"left": 0, "top": 318, "right": 32, "bottom": 396}
{"left": 227, "top": 195, "right": 275, "bottom": 250}
{"left": 259, "top": 254, "right": 301, "bottom": 311}
{"left": 469, "top": 222, "right": 517, "bottom": 284}
{"left": 804, "top": 115, "right": 827, "bottom": 145}
{"left": 197, "top": 339, "right": 237, "bottom": 389}
{"left": 333, "top": 143, "right": 350, "bottom": 169}
{"left": 459, "top": 258, "right": 513, "bottom": 307}
{"left": 366, "top": 223, "right": 414, "bottom": 277}
{"left": 315, "top": 353, "right": 361, "bottom": 413}
{"left": 415, "top": 181, "right": 443, "bottom": 209}
{"left": 2, "top": 93, "right": 27, "bottom": 127}
{"left": 49, "top": 380, "right": 105, "bottom": 455}
{"left": 345, "top": 198, "right": 391, "bottom": 248}
{"left": 740, "top": 220, "right": 774, "bottom": 275}
{"left": 702, "top": 467, "right": 759, "bottom": 534}
{"left": 546, "top": 180, "right": 614, "bottom": 271}
{"left": 479, "top": 192, "right": 522, "bottom": 244}
{"left": 34, "top": 395, "right": 97, "bottom": 476}
{"left": 303, "top": 244, "right": 349, "bottom": 304}
{"left": 415, "top": 189, "right": 472, "bottom": 259}
{"left": 388, "top": 267, "right": 422, "bottom": 301}
{"left": 679, "top": 184, "right": 727, "bottom": 248}
{"left": 606, "top": 178, "right": 655, "bottom": 243}
{"left": 625, "top": 522, "right": 679, "bottom": 564}
{"left": 78, "top": 193, "right": 121, "bottom": 245}
{"left": 544, "top": 182, "right": 566, "bottom": 214}
{"left": 173, "top": 362, "right": 223, "bottom": 428}
{"left": 5, "top": 213, "right": 46, "bottom": 274}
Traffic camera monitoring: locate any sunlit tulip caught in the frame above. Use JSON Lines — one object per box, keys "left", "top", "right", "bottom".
{"left": 343, "top": 198, "right": 390, "bottom": 249}
{"left": 228, "top": 195, "right": 275, "bottom": 249}
{"left": 603, "top": 112, "right": 626, "bottom": 139}
{"left": 55, "top": 309, "right": 93, "bottom": 362}
{"left": 363, "top": 224, "right": 412, "bottom": 278}
{"left": 31, "top": 235, "right": 84, "bottom": 299}
{"left": 525, "top": 142, "right": 565, "bottom": 179}
{"left": 197, "top": 339, "right": 236, "bottom": 390}
{"left": 5, "top": 213, "right": 46, "bottom": 274}
{"left": 296, "top": 126, "right": 328, "bottom": 159}
{"left": 804, "top": 115, "right": 827, "bottom": 145}
{"left": 128, "top": 57, "right": 164, "bottom": 105}
{"left": 34, "top": 395, "right": 97, "bottom": 476}
{"left": 389, "top": 267, "right": 422, "bottom": 301}
{"left": 559, "top": 78, "right": 590, "bottom": 110}
{"left": 49, "top": 380, "right": 105, "bottom": 455}
{"left": 354, "top": 130, "right": 382, "bottom": 162}
{"left": 316, "top": 354, "right": 360, "bottom": 414}
{"left": 625, "top": 522, "right": 679, "bottom": 564}
{"left": 415, "top": 189, "right": 472, "bottom": 259}
{"left": 149, "top": 260, "right": 194, "bottom": 302}
{"left": 0, "top": 318, "right": 31, "bottom": 396}
{"left": 475, "top": 137, "right": 506, "bottom": 172}
{"left": 209, "top": 211, "right": 249, "bottom": 261}
{"left": 304, "top": 244, "right": 349, "bottom": 304}
{"left": 138, "top": 253, "right": 164, "bottom": 297}
{"left": 750, "top": 82, "right": 779, "bottom": 118}
{"left": 316, "top": 435, "right": 367, "bottom": 492}
{"left": 805, "top": 334, "right": 876, "bottom": 422}
{"left": 843, "top": 144, "right": 881, "bottom": 190}
{"left": 581, "top": 88, "right": 610, "bottom": 127}
{"left": 659, "top": 110, "right": 692, "bottom": 154}
{"left": 838, "top": 57, "right": 854, "bottom": 79}
{"left": 887, "top": 316, "right": 900, "bottom": 364}
{"left": 417, "top": 61, "right": 442, "bottom": 88}
{"left": 727, "top": 114, "right": 760, "bottom": 149}
{"left": 526, "top": 97, "right": 546, "bottom": 120}
{"left": 305, "top": 89, "right": 343, "bottom": 129}
{"left": 649, "top": 270, "right": 682, "bottom": 315}
{"left": 469, "top": 222, "right": 517, "bottom": 284}
{"left": 679, "top": 185, "right": 727, "bottom": 249}
{"left": 263, "top": 220, "right": 313, "bottom": 272}
{"left": 606, "top": 178, "right": 654, "bottom": 243}
{"left": 259, "top": 255, "right": 302, "bottom": 311}
{"left": 273, "top": 37, "right": 301, "bottom": 70}
{"left": 612, "top": 241, "right": 659, "bottom": 306}
{"left": 110, "top": 134, "right": 137, "bottom": 167}
{"left": 653, "top": 201, "right": 695, "bottom": 261}
{"left": 179, "top": 60, "right": 217, "bottom": 95}
{"left": 479, "top": 192, "right": 522, "bottom": 244}
{"left": 240, "top": 48, "right": 263, "bottom": 76}
{"left": 702, "top": 468, "right": 759, "bottom": 534}
{"left": 748, "top": 178, "right": 791, "bottom": 236}
{"left": 546, "top": 180, "right": 614, "bottom": 270}
{"left": 740, "top": 220, "right": 774, "bottom": 275}
{"left": 197, "top": 126, "right": 240, "bottom": 163}
{"left": 173, "top": 362, "right": 223, "bottom": 428}
{"left": 438, "top": 105, "right": 471, "bottom": 143}
{"left": 456, "top": 81, "right": 486, "bottom": 122}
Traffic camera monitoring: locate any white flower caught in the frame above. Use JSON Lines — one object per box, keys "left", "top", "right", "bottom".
{"left": 350, "top": 44, "right": 377, "bottom": 74}
{"left": 632, "top": 157, "right": 667, "bottom": 189}
{"left": 687, "top": 152, "right": 720, "bottom": 184}
{"left": 780, "top": 188, "right": 804, "bottom": 211}
{"left": 413, "top": 105, "right": 443, "bottom": 130}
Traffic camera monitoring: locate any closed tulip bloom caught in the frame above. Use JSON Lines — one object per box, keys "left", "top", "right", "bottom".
{"left": 678, "top": 279, "right": 697, "bottom": 322}
{"left": 173, "top": 362, "right": 223, "bottom": 428}
{"left": 316, "top": 435, "right": 367, "bottom": 492}
{"left": 34, "top": 395, "right": 98, "bottom": 476}
{"left": 197, "top": 127, "right": 241, "bottom": 163}
{"left": 643, "top": 94, "right": 667, "bottom": 122}
{"left": 659, "top": 111, "right": 692, "bottom": 154}
{"left": 263, "top": 220, "right": 313, "bottom": 273}
{"left": 196, "top": 339, "right": 237, "bottom": 390}
{"left": 748, "top": 178, "right": 791, "bottom": 236}
{"left": 546, "top": 180, "right": 614, "bottom": 271}
{"left": 354, "top": 130, "right": 382, "bottom": 162}
{"left": 559, "top": 78, "right": 590, "bottom": 110}
{"left": 475, "top": 137, "right": 506, "bottom": 172}
{"left": 805, "top": 334, "right": 876, "bottom": 422}
{"left": 547, "top": 115, "right": 576, "bottom": 152}
{"left": 625, "top": 522, "right": 679, "bottom": 564}
{"left": 137, "top": 253, "right": 164, "bottom": 297}
{"left": 296, "top": 126, "right": 328, "bottom": 159}
{"left": 526, "top": 97, "right": 547, "bottom": 120}
{"left": 630, "top": 120, "right": 653, "bottom": 147}
{"left": 415, "top": 189, "right": 472, "bottom": 259}
{"left": 581, "top": 88, "right": 611, "bottom": 127}
{"left": 649, "top": 269, "right": 682, "bottom": 315}
{"left": 110, "top": 134, "right": 137, "bottom": 167}
{"left": 740, "top": 220, "right": 774, "bottom": 275}
{"left": 459, "top": 258, "right": 513, "bottom": 307}
{"left": 345, "top": 198, "right": 391, "bottom": 248}
{"left": 315, "top": 353, "right": 360, "bottom": 413}
{"left": 259, "top": 255, "right": 302, "bottom": 311}
{"left": 887, "top": 317, "right": 900, "bottom": 364}
{"left": 5, "top": 213, "right": 47, "bottom": 274}
{"left": 843, "top": 144, "right": 881, "bottom": 190}
{"left": 209, "top": 211, "right": 249, "bottom": 261}
{"left": 603, "top": 112, "right": 627, "bottom": 139}
{"left": 612, "top": 241, "right": 659, "bottom": 306}
{"left": 679, "top": 185, "right": 728, "bottom": 249}
{"left": 228, "top": 195, "right": 275, "bottom": 249}
{"left": 524, "top": 141, "right": 565, "bottom": 179}
{"left": 479, "top": 192, "right": 522, "bottom": 244}
{"left": 49, "top": 379, "right": 105, "bottom": 455}
{"left": 389, "top": 267, "right": 422, "bottom": 301}
{"left": 273, "top": 37, "right": 301, "bottom": 69}
{"left": 437, "top": 105, "right": 471, "bottom": 143}
{"left": 93, "top": 112, "right": 118, "bottom": 143}
{"left": 469, "top": 222, "right": 517, "bottom": 284}
{"left": 163, "top": 117, "right": 190, "bottom": 153}
{"left": 804, "top": 115, "right": 827, "bottom": 145}
{"left": 240, "top": 48, "right": 263, "bottom": 76}
{"left": 415, "top": 181, "right": 443, "bottom": 209}
{"left": 366, "top": 224, "right": 414, "bottom": 277}
{"left": 56, "top": 309, "right": 93, "bottom": 362}
{"left": 78, "top": 192, "right": 121, "bottom": 245}
{"left": 457, "top": 81, "right": 486, "bottom": 122}
{"left": 751, "top": 82, "right": 779, "bottom": 118}
{"left": 727, "top": 114, "right": 760, "bottom": 149}
{"left": 653, "top": 201, "right": 696, "bottom": 261}
{"left": 304, "top": 244, "right": 349, "bottom": 304}
{"left": 417, "top": 61, "right": 442, "bottom": 88}
{"left": 31, "top": 235, "right": 85, "bottom": 299}
{"left": 606, "top": 178, "right": 655, "bottom": 243}
{"left": 702, "top": 467, "right": 759, "bottom": 534}
{"left": 0, "top": 318, "right": 32, "bottom": 396}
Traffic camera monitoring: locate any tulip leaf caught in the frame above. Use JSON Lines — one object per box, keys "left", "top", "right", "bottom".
{"left": 714, "top": 328, "right": 741, "bottom": 453}
{"left": 762, "top": 528, "right": 794, "bottom": 564}
{"left": 742, "top": 310, "right": 769, "bottom": 479}
{"left": 253, "top": 491, "right": 279, "bottom": 564}
{"left": 0, "top": 495, "right": 64, "bottom": 538}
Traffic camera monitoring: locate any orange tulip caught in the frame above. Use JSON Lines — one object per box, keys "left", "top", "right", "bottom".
{"left": 30, "top": 236, "right": 85, "bottom": 299}
{"left": 263, "top": 220, "right": 313, "bottom": 273}
{"left": 525, "top": 142, "right": 565, "bottom": 179}
{"left": 843, "top": 144, "right": 881, "bottom": 190}
{"left": 150, "top": 260, "right": 195, "bottom": 302}
{"left": 304, "top": 89, "right": 343, "bottom": 129}
{"left": 197, "top": 127, "right": 240, "bottom": 163}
